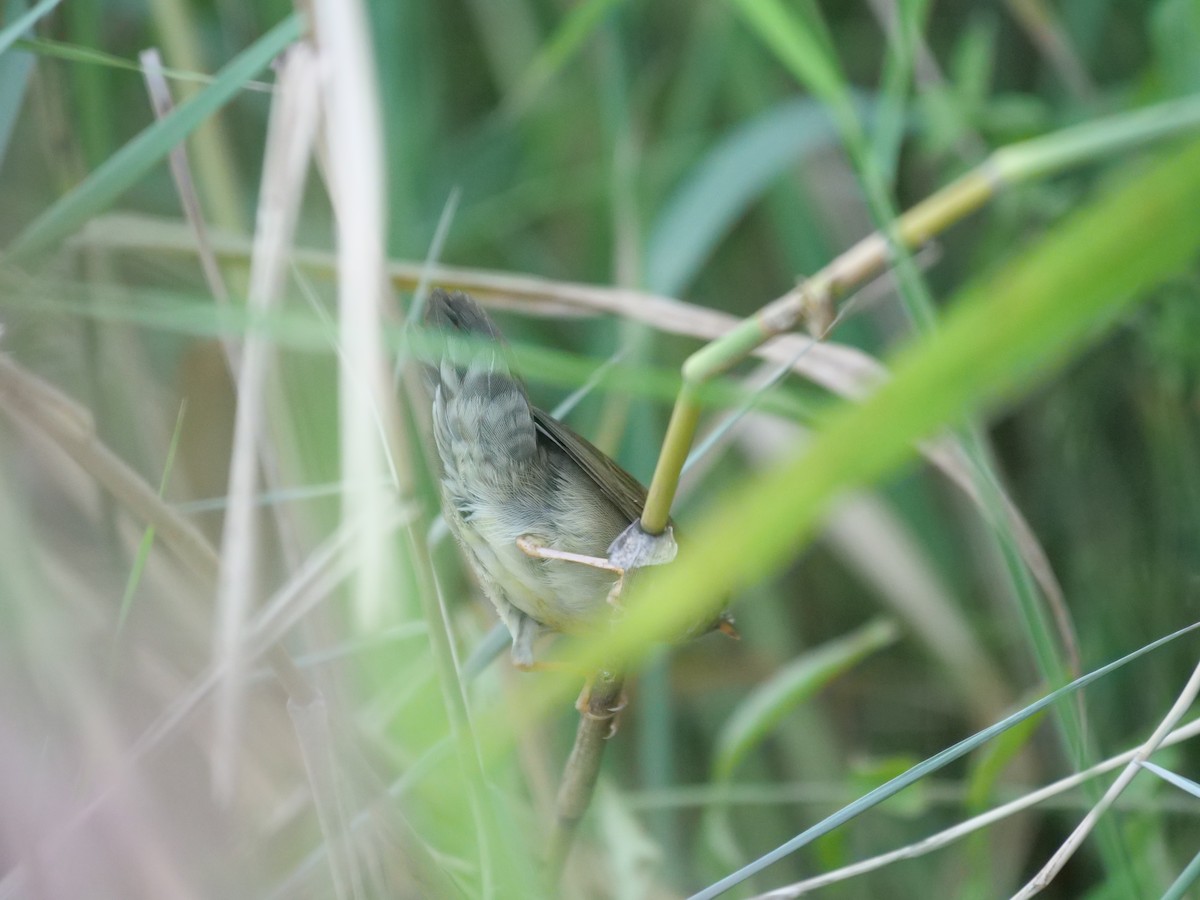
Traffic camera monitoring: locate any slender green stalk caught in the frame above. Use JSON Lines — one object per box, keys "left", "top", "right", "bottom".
{"left": 637, "top": 93, "right": 1200, "bottom": 536}
{"left": 113, "top": 399, "right": 188, "bottom": 637}
{"left": 642, "top": 384, "right": 701, "bottom": 534}
{"left": 14, "top": 36, "right": 274, "bottom": 91}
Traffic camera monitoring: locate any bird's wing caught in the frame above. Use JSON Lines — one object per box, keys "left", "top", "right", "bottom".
{"left": 531, "top": 407, "right": 649, "bottom": 526}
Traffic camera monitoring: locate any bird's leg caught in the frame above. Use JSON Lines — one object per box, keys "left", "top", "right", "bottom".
{"left": 508, "top": 612, "right": 601, "bottom": 675}
{"left": 508, "top": 611, "right": 541, "bottom": 669}
{"left": 515, "top": 535, "right": 626, "bottom": 608}
{"left": 514, "top": 635, "right": 626, "bottom": 734}
{"left": 515, "top": 536, "right": 630, "bottom": 731}
{"left": 576, "top": 672, "right": 628, "bottom": 739}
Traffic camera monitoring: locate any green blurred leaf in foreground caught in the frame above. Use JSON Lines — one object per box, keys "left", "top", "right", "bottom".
{"left": 571, "top": 132, "right": 1200, "bottom": 677}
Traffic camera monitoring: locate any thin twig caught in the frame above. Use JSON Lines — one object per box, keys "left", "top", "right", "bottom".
{"left": 548, "top": 667, "right": 626, "bottom": 882}
{"left": 139, "top": 49, "right": 233, "bottom": 311}
{"left": 1013, "top": 657, "right": 1200, "bottom": 898}
{"left": 753, "top": 714, "right": 1200, "bottom": 898}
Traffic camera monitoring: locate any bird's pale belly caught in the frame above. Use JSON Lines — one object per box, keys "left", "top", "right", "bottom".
{"left": 454, "top": 509, "right": 619, "bottom": 634}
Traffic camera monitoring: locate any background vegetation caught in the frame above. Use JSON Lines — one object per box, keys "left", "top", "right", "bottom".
{"left": 2, "top": 0, "right": 1200, "bottom": 898}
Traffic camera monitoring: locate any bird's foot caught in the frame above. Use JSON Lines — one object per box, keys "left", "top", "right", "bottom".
{"left": 576, "top": 678, "right": 628, "bottom": 739}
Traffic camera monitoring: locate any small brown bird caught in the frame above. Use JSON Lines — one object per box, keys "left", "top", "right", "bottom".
{"left": 423, "top": 289, "right": 731, "bottom": 668}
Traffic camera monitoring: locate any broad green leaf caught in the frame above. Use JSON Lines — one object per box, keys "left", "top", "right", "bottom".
{"left": 645, "top": 98, "right": 853, "bottom": 296}
{"left": 713, "top": 618, "right": 899, "bottom": 780}
{"left": 701, "top": 619, "right": 898, "bottom": 878}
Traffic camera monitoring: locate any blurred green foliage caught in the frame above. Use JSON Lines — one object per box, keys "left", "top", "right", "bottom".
{"left": 2, "top": 1, "right": 1200, "bottom": 898}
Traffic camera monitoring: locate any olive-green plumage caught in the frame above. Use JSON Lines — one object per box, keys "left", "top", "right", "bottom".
{"left": 424, "top": 289, "right": 731, "bottom": 665}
